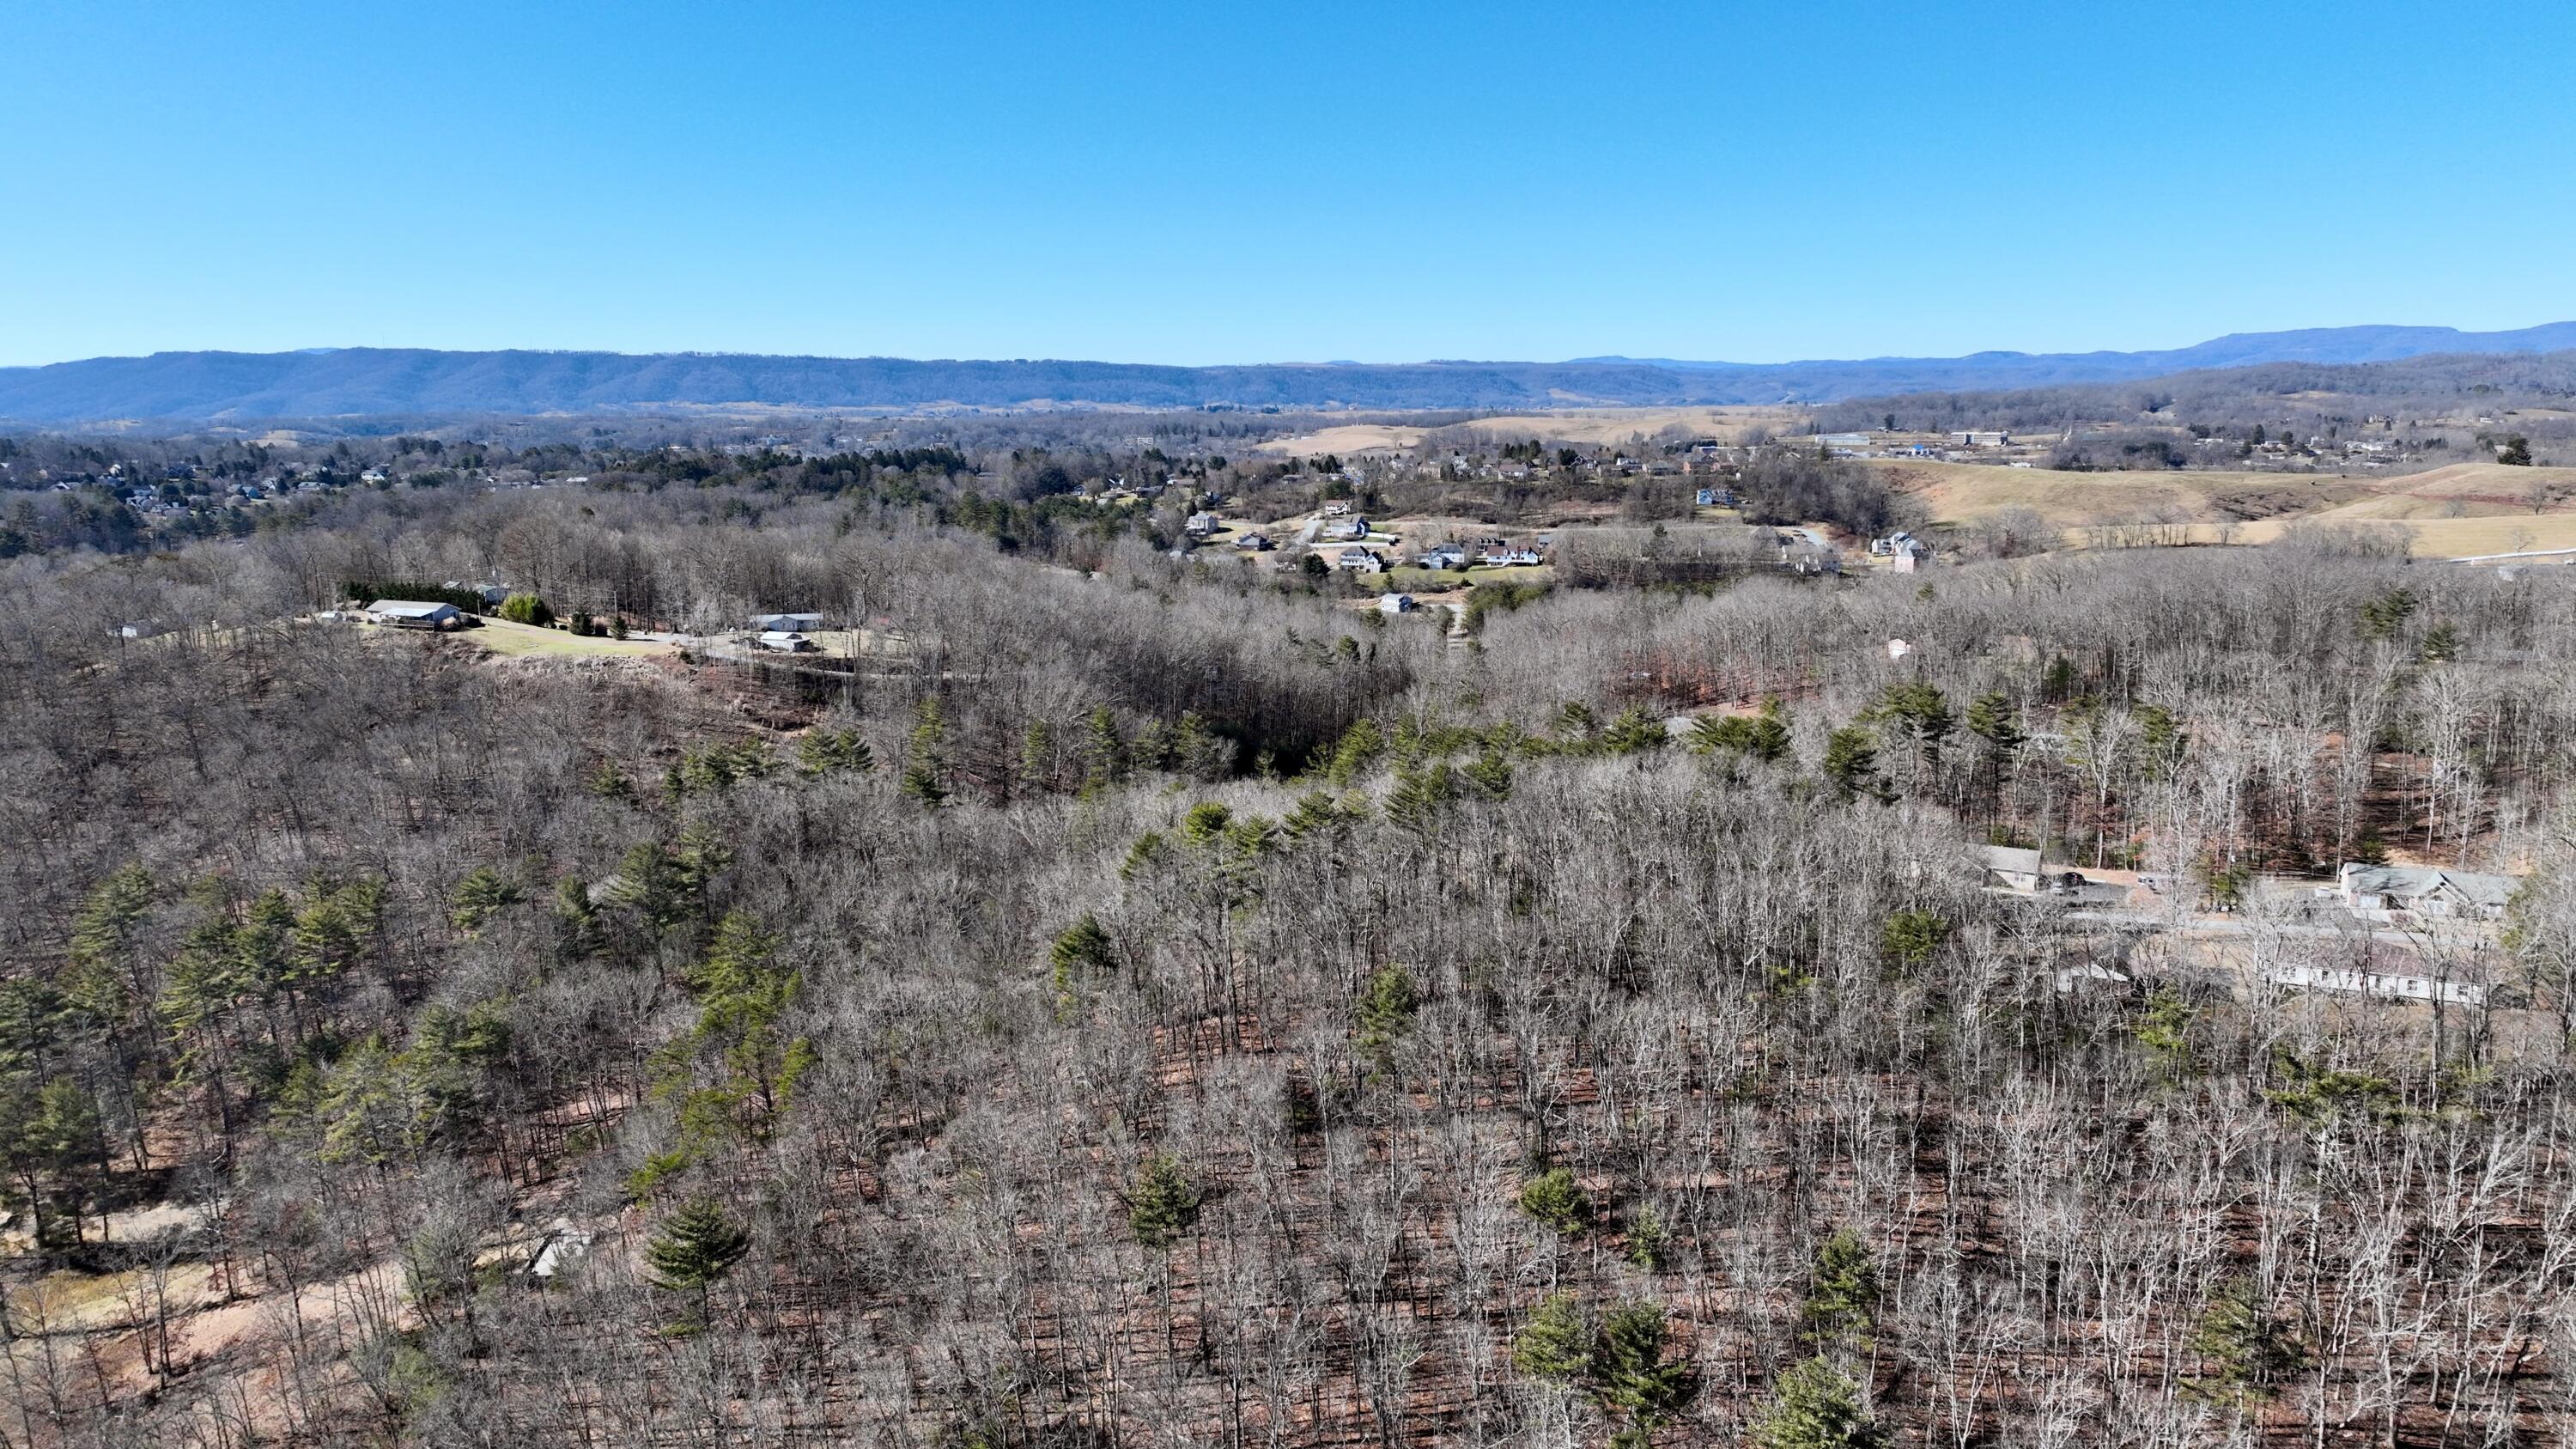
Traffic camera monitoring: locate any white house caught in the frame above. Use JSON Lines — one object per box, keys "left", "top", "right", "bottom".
{"left": 1378, "top": 593, "right": 1417, "bottom": 614}
{"left": 2263, "top": 962, "right": 2488, "bottom": 1008}
{"left": 1334, "top": 547, "right": 1384, "bottom": 573}
{"left": 750, "top": 612, "right": 823, "bottom": 635}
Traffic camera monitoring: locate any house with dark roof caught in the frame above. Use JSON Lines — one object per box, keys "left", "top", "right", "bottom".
{"left": 2329, "top": 863, "right": 2516, "bottom": 922}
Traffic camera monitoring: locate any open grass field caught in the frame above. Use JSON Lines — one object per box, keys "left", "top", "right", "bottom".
{"left": 2225, "top": 512, "right": 2576, "bottom": 558}
{"left": 453, "top": 618, "right": 677, "bottom": 658}
{"left": 2300, "top": 461, "right": 2576, "bottom": 515}
{"left": 1255, "top": 405, "right": 1798, "bottom": 457}
{"left": 1881, "top": 459, "right": 2576, "bottom": 539}
{"left": 1874, "top": 460, "right": 2376, "bottom": 527}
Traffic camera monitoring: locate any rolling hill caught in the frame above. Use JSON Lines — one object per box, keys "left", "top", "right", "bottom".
{"left": 5, "top": 322, "right": 2576, "bottom": 423}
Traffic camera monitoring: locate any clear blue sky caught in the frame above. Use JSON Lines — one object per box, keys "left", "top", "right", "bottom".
{"left": 9, "top": 0, "right": 2572, "bottom": 368}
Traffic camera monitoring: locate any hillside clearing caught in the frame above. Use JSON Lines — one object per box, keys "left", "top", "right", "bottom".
{"left": 453, "top": 618, "right": 675, "bottom": 658}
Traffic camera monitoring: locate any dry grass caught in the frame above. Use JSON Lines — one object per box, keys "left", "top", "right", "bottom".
{"left": 2233, "top": 513, "right": 2576, "bottom": 558}
{"left": 1884, "top": 460, "right": 2576, "bottom": 545}
{"left": 1876, "top": 460, "right": 2375, "bottom": 526}
{"left": 1379, "top": 563, "right": 1551, "bottom": 593}
{"left": 1255, "top": 405, "right": 1796, "bottom": 456}
{"left": 3, "top": 1262, "right": 221, "bottom": 1336}
{"left": 459, "top": 619, "right": 675, "bottom": 659}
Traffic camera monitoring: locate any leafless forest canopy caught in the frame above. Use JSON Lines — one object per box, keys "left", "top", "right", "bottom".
{"left": 7, "top": 432, "right": 2576, "bottom": 1449}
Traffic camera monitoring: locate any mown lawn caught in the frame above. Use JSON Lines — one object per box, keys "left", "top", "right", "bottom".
{"left": 458, "top": 619, "right": 673, "bottom": 657}
{"left": 1378, "top": 564, "right": 1551, "bottom": 593}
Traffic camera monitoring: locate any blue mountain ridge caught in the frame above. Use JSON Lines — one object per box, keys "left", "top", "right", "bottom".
{"left": 5, "top": 323, "right": 2573, "bottom": 423}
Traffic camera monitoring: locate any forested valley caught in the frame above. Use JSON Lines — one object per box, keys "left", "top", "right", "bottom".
{"left": 8, "top": 469, "right": 2576, "bottom": 1449}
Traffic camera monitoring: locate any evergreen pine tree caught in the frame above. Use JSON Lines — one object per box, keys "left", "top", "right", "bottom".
{"left": 1325, "top": 717, "right": 1384, "bottom": 787}
{"left": 1355, "top": 965, "right": 1418, "bottom": 1062}
{"left": 1049, "top": 914, "right": 1117, "bottom": 1016}
{"left": 1801, "top": 1227, "right": 1880, "bottom": 1352}
{"left": 1170, "top": 710, "right": 1232, "bottom": 780}
{"left": 1964, "top": 691, "right": 2023, "bottom": 753}
{"left": 605, "top": 842, "right": 696, "bottom": 935}
{"left": 1821, "top": 727, "right": 1884, "bottom": 802}
{"left": 1383, "top": 759, "right": 1454, "bottom": 840}
{"left": 554, "top": 875, "right": 601, "bottom": 963}
{"left": 450, "top": 867, "right": 523, "bottom": 935}
{"left": 646, "top": 1196, "right": 751, "bottom": 1324}
{"left": 290, "top": 879, "right": 380, "bottom": 983}
{"left": 2188, "top": 1272, "right": 2308, "bottom": 1399}
{"left": 1625, "top": 1204, "right": 1668, "bottom": 1269}
{"left": 1127, "top": 1153, "right": 1200, "bottom": 1249}
{"left": 1080, "top": 706, "right": 1126, "bottom": 795}
{"left": 1019, "top": 718, "right": 1055, "bottom": 792}
{"left": 1752, "top": 1356, "right": 1882, "bottom": 1449}
{"left": 902, "top": 697, "right": 950, "bottom": 807}
{"left": 1511, "top": 1291, "right": 1593, "bottom": 1381}
{"left": 1591, "top": 1302, "right": 1698, "bottom": 1430}
{"left": 1462, "top": 741, "right": 1515, "bottom": 801}
{"left": 1879, "top": 910, "right": 1948, "bottom": 971}
{"left": 1690, "top": 699, "right": 1793, "bottom": 766}
{"left": 799, "top": 727, "right": 876, "bottom": 776}
{"left": 2040, "top": 654, "right": 2076, "bottom": 703}
{"left": 1602, "top": 707, "right": 1668, "bottom": 756}
{"left": 1516, "top": 1166, "right": 1590, "bottom": 1233}
{"left": 1283, "top": 789, "right": 1360, "bottom": 843}
{"left": 68, "top": 864, "right": 155, "bottom": 979}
